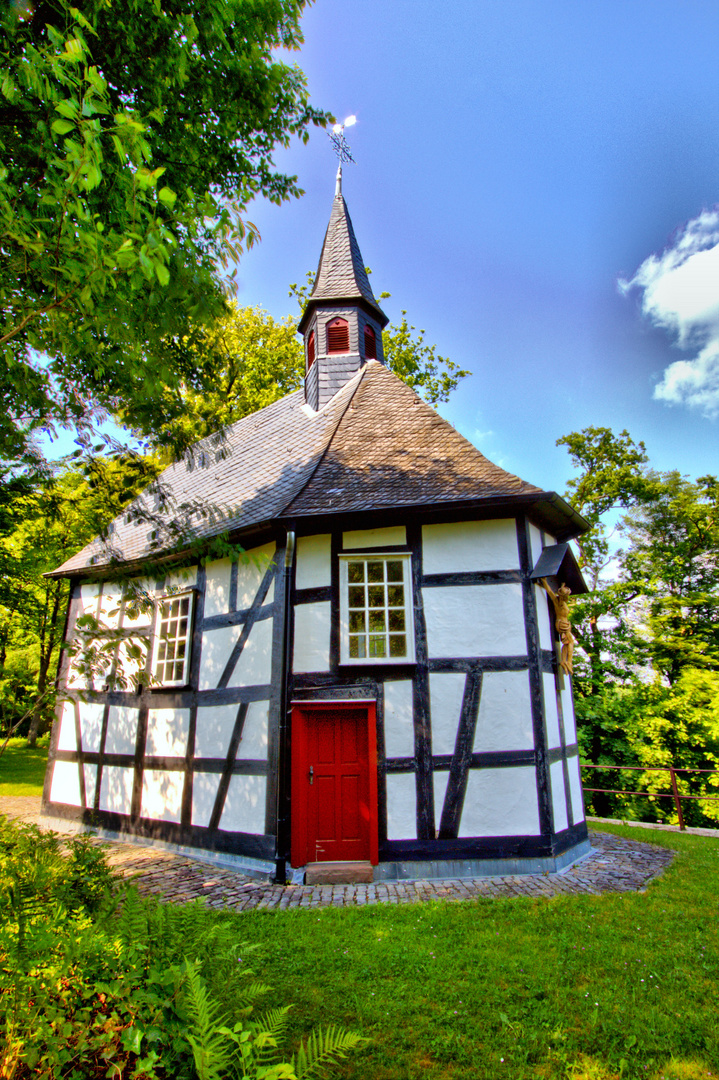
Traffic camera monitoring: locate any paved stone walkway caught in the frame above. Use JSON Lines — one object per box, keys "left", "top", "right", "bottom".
{"left": 0, "top": 796, "right": 676, "bottom": 910}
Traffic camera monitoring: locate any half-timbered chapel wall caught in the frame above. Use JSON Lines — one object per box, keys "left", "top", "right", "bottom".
{"left": 44, "top": 541, "right": 286, "bottom": 865}
{"left": 289, "top": 516, "right": 586, "bottom": 865}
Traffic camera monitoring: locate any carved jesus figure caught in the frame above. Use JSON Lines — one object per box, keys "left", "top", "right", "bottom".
{"left": 539, "top": 578, "right": 574, "bottom": 676}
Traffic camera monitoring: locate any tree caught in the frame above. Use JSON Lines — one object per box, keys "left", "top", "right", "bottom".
{"left": 121, "top": 281, "right": 471, "bottom": 456}
{"left": 556, "top": 427, "right": 655, "bottom": 695}
{"left": 0, "top": 0, "right": 328, "bottom": 467}
{"left": 0, "top": 453, "right": 161, "bottom": 744}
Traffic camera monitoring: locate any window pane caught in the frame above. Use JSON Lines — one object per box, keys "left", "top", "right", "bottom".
{"left": 349, "top": 635, "right": 366, "bottom": 658}
{"left": 180, "top": 597, "right": 189, "bottom": 616}
{"left": 347, "top": 562, "right": 364, "bottom": 584}
{"left": 367, "top": 561, "right": 384, "bottom": 583}
{"left": 386, "top": 561, "right": 403, "bottom": 582}
{"left": 389, "top": 609, "right": 405, "bottom": 632}
{"left": 387, "top": 585, "right": 404, "bottom": 607}
{"left": 389, "top": 634, "right": 407, "bottom": 658}
{"left": 348, "top": 586, "right": 365, "bottom": 608}
{"left": 349, "top": 610, "right": 366, "bottom": 633}
{"left": 369, "top": 609, "right": 386, "bottom": 632}
{"left": 368, "top": 585, "right": 384, "bottom": 607}
{"left": 369, "top": 635, "right": 386, "bottom": 658}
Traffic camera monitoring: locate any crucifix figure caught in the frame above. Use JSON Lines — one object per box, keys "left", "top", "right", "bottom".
{"left": 539, "top": 579, "right": 575, "bottom": 676}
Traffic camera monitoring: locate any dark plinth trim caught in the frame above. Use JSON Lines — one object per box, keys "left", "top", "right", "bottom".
{"left": 380, "top": 834, "right": 552, "bottom": 861}
{"left": 42, "top": 802, "right": 276, "bottom": 859}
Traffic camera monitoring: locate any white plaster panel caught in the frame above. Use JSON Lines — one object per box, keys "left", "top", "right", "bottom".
{"left": 237, "top": 700, "right": 269, "bottom": 760}
{"left": 57, "top": 700, "right": 77, "bottom": 751}
{"left": 50, "top": 760, "right": 82, "bottom": 806}
{"left": 561, "top": 682, "right": 577, "bottom": 745}
{"left": 422, "top": 520, "right": 519, "bottom": 574}
{"left": 343, "top": 526, "right": 407, "bottom": 549}
{"left": 543, "top": 673, "right": 562, "bottom": 749}
{"left": 237, "top": 543, "right": 275, "bottom": 610}
{"left": 423, "top": 584, "right": 526, "bottom": 658}
{"left": 78, "top": 582, "right": 100, "bottom": 616}
{"left": 529, "top": 524, "right": 544, "bottom": 568}
{"left": 204, "top": 558, "right": 233, "bottom": 619}
{"left": 105, "top": 706, "right": 138, "bottom": 755}
{"left": 567, "top": 755, "right": 585, "bottom": 823}
{"left": 535, "top": 586, "right": 555, "bottom": 652}
{"left": 383, "top": 680, "right": 414, "bottom": 758}
{"left": 192, "top": 772, "right": 222, "bottom": 828}
{"left": 386, "top": 773, "right": 417, "bottom": 839}
{"left": 219, "top": 774, "right": 267, "bottom": 834}
{"left": 550, "top": 760, "right": 568, "bottom": 833}
{"left": 199, "top": 625, "right": 241, "bottom": 690}
{"left": 292, "top": 602, "right": 331, "bottom": 673}
{"left": 194, "top": 704, "right": 237, "bottom": 759}
{"left": 141, "top": 769, "right": 184, "bottom": 823}
{"left": 115, "top": 637, "right": 147, "bottom": 689}
{"left": 475, "top": 671, "right": 534, "bottom": 752}
{"left": 79, "top": 701, "right": 105, "bottom": 752}
{"left": 145, "top": 708, "right": 190, "bottom": 758}
{"left": 230, "top": 617, "right": 273, "bottom": 687}
{"left": 98, "top": 584, "right": 123, "bottom": 630}
{"left": 84, "top": 764, "right": 97, "bottom": 809}
{"left": 459, "top": 767, "right": 541, "bottom": 837}
{"left": 163, "top": 567, "right": 197, "bottom": 591}
{"left": 433, "top": 771, "right": 450, "bottom": 831}
{"left": 121, "top": 579, "right": 153, "bottom": 628}
{"left": 99, "top": 765, "right": 135, "bottom": 814}
{"left": 429, "top": 673, "right": 465, "bottom": 755}
{"left": 295, "top": 534, "right": 331, "bottom": 589}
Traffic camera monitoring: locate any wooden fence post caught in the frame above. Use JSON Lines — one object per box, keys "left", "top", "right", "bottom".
{"left": 669, "top": 766, "right": 686, "bottom": 830}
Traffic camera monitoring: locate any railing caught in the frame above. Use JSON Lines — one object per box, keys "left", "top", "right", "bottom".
{"left": 580, "top": 763, "right": 719, "bottom": 830}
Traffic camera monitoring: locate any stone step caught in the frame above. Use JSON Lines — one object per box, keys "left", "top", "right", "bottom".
{"left": 305, "top": 860, "right": 374, "bottom": 885}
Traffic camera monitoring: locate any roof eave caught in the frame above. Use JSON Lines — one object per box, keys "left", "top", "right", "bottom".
{"left": 298, "top": 294, "right": 390, "bottom": 335}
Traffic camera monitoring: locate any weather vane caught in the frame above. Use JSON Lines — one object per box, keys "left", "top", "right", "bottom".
{"left": 329, "top": 115, "right": 356, "bottom": 195}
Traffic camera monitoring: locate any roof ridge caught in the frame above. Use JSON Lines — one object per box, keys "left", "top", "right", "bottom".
{"left": 278, "top": 365, "right": 369, "bottom": 517}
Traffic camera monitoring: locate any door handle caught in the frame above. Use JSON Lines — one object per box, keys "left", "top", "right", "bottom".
{"left": 309, "top": 765, "right": 314, "bottom": 785}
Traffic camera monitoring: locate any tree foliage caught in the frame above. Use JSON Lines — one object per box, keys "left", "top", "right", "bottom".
{"left": 0, "top": 453, "right": 160, "bottom": 743}
{"left": 0, "top": 0, "right": 328, "bottom": 466}
{"left": 560, "top": 426, "right": 719, "bottom": 824}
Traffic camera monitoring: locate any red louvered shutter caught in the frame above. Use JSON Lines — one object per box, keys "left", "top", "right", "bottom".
{"left": 327, "top": 318, "right": 349, "bottom": 353}
{"left": 364, "top": 325, "right": 376, "bottom": 360}
{"left": 307, "top": 329, "right": 315, "bottom": 369}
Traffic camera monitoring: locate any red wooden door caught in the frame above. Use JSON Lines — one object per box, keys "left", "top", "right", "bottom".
{"left": 291, "top": 702, "right": 378, "bottom": 867}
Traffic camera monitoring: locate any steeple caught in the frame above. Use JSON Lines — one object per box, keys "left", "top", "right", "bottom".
{"left": 299, "top": 181, "right": 388, "bottom": 410}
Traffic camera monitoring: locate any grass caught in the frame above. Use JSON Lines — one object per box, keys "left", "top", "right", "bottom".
{"left": 228, "top": 826, "right": 719, "bottom": 1080}
{"left": 0, "top": 736, "right": 49, "bottom": 795}
{"left": 1, "top": 739, "right": 717, "bottom": 1077}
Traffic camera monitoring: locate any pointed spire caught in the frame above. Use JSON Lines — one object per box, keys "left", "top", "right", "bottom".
{"left": 298, "top": 186, "right": 388, "bottom": 333}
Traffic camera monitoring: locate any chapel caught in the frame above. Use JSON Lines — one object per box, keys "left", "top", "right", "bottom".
{"left": 43, "top": 170, "right": 590, "bottom": 883}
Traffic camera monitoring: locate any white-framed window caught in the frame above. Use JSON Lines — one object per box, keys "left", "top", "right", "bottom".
{"left": 339, "top": 553, "right": 414, "bottom": 664}
{"left": 150, "top": 592, "right": 195, "bottom": 686}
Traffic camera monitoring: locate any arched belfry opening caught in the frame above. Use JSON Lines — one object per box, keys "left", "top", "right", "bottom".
{"left": 299, "top": 176, "right": 388, "bottom": 410}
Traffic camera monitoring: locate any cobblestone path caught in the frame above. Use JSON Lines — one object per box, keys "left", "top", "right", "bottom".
{"left": 0, "top": 797, "right": 676, "bottom": 910}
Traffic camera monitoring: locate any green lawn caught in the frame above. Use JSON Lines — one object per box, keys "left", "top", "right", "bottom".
{"left": 232, "top": 826, "right": 719, "bottom": 1080}
{"left": 0, "top": 737, "right": 49, "bottom": 795}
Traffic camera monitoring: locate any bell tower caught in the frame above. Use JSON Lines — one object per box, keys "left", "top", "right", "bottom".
{"left": 299, "top": 166, "right": 389, "bottom": 410}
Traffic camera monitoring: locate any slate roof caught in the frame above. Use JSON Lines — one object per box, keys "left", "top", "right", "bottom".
{"left": 52, "top": 362, "right": 584, "bottom": 578}
{"left": 298, "top": 192, "right": 388, "bottom": 332}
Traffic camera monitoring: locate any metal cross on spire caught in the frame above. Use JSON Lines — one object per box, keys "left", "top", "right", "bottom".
{"left": 329, "top": 115, "right": 356, "bottom": 196}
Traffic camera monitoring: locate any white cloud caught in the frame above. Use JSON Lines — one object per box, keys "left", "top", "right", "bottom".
{"left": 619, "top": 207, "right": 719, "bottom": 417}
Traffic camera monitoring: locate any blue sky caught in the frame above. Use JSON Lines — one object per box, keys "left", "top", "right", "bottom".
{"left": 232, "top": 0, "right": 719, "bottom": 495}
